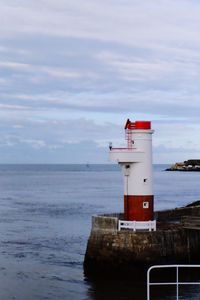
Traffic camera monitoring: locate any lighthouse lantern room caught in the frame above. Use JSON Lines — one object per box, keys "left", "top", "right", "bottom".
{"left": 109, "top": 119, "right": 156, "bottom": 230}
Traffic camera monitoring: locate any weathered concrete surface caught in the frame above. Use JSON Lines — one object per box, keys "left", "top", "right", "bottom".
{"left": 84, "top": 225, "right": 200, "bottom": 276}
{"left": 155, "top": 205, "right": 200, "bottom": 221}
{"left": 91, "top": 214, "right": 120, "bottom": 233}
{"left": 84, "top": 208, "right": 200, "bottom": 277}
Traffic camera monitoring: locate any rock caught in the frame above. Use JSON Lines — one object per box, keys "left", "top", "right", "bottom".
{"left": 166, "top": 160, "right": 200, "bottom": 171}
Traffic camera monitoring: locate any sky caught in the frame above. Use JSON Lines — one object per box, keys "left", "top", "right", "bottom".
{"left": 1, "top": 0, "right": 200, "bottom": 163}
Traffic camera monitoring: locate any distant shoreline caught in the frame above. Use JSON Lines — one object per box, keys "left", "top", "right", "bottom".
{"left": 166, "top": 159, "right": 200, "bottom": 171}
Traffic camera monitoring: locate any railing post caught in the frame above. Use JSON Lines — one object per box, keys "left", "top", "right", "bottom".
{"left": 176, "top": 266, "right": 179, "bottom": 300}
{"left": 147, "top": 268, "right": 150, "bottom": 300}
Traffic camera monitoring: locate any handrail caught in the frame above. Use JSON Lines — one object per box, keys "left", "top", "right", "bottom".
{"left": 110, "top": 147, "right": 137, "bottom": 151}
{"left": 147, "top": 264, "right": 200, "bottom": 300}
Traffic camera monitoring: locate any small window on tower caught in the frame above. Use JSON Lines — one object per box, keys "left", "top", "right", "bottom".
{"left": 124, "top": 164, "right": 131, "bottom": 176}
{"left": 143, "top": 178, "right": 148, "bottom": 183}
{"left": 143, "top": 202, "right": 149, "bottom": 209}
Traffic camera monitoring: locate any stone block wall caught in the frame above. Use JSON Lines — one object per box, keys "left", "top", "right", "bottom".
{"left": 84, "top": 213, "right": 200, "bottom": 276}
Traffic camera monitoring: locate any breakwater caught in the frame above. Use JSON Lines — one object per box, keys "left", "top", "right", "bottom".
{"left": 84, "top": 204, "right": 200, "bottom": 277}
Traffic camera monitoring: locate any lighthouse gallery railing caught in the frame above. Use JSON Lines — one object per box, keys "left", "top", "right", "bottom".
{"left": 147, "top": 265, "right": 200, "bottom": 300}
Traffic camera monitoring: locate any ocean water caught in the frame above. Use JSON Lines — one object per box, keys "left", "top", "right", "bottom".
{"left": 0, "top": 164, "right": 200, "bottom": 299}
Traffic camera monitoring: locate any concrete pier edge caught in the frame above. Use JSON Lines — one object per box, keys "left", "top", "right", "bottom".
{"left": 84, "top": 203, "right": 200, "bottom": 277}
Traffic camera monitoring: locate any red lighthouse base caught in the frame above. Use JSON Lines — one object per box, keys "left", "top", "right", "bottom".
{"left": 124, "top": 195, "right": 154, "bottom": 221}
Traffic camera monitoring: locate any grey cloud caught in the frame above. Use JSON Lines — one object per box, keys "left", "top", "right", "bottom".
{"left": 0, "top": 60, "right": 94, "bottom": 80}
{"left": 0, "top": 0, "right": 200, "bottom": 63}
{"left": 0, "top": 118, "right": 122, "bottom": 148}
{"left": 154, "top": 144, "right": 200, "bottom": 154}
{"left": 1, "top": 89, "right": 200, "bottom": 119}
{"left": 1, "top": 36, "right": 200, "bottom": 120}
{"left": 0, "top": 139, "right": 108, "bottom": 164}
{"left": 1, "top": 0, "right": 200, "bottom": 162}
{"left": 153, "top": 143, "right": 200, "bottom": 164}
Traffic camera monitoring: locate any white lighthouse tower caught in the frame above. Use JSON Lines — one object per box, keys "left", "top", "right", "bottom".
{"left": 110, "top": 119, "right": 155, "bottom": 226}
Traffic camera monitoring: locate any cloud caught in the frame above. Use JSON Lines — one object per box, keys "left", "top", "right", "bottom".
{"left": 1, "top": 88, "right": 200, "bottom": 121}
{"left": 0, "top": 117, "right": 122, "bottom": 148}
{"left": 0, "top": 103, "right": 30, "bottom": 110}
{"left": 0, "top": 0, "right": 200, "bottom": 162}
{"left": 153, "top": 144, "right": 200, "bottom": 164}
{"left": 0, "top": 0, "right": 199, "bottom": 50}
{"left": 0, "top": 60, "right": 94, "bottom": 80}
{"left": 0, "top": 138, "right": 108, "bottom": 164}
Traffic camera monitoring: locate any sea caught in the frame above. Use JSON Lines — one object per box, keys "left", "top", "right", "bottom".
{"left": 0, "top": 164, "right": 200, "bottom": 300}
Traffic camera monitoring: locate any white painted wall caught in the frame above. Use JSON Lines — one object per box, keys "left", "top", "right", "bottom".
{"left": 110, "top": 129, "right": 154, "bottom": 196}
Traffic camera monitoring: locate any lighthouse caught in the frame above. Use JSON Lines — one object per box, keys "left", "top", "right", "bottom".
{"left": 84, "top": 118, "right": 198, "bottom": 276}
{"left": 109, "top": 119, "right": 155, "bottom": 224}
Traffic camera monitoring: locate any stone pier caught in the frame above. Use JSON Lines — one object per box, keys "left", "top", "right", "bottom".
{"left": 84, "top": 205, "right": 200, "bottom": 277}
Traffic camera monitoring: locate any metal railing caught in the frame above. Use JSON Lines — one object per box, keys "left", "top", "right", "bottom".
{"left": 147, "top": 265, "right": 200, "bottom": 300}
{"left": 110, "top": 147, "right": 137, "bottom": 151}
{"left": 119, "top": 220, "right": 156, "bottom": 232}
